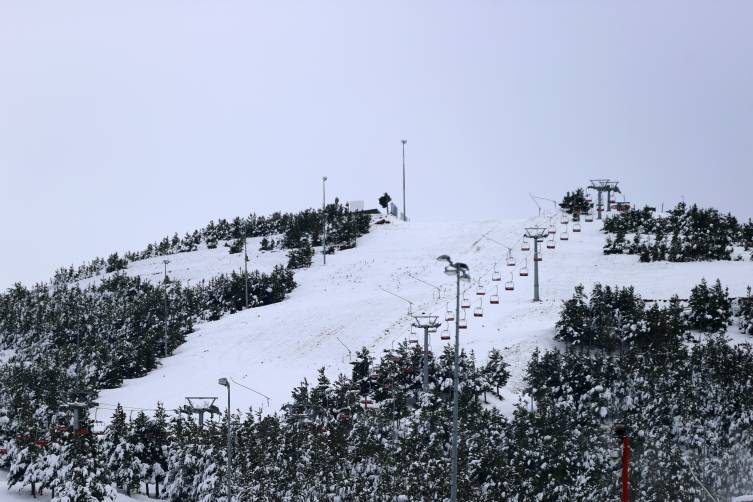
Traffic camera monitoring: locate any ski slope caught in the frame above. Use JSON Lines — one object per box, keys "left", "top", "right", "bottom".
{"left": 94, "top": 214, "right": 753, "bottom": 424}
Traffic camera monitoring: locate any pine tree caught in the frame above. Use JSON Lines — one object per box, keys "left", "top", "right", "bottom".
{"left": 687, "top": 278, "right": 732, "bottom": 334}
{"left": 739, "top": 286, "right": 753, "bottom": 336}
{"left": 50, "top": 418, "right": 117, "bottom": 502}
{"left": 483, "top": 349, "right": 511, "bottom": 398}
{"left": 103, "top": 404, "right": 144, "bottom": 496}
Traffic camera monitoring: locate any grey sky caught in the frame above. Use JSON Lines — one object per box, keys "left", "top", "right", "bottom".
{"left": 2, "top": 1, "right": 752, "bottom": 288}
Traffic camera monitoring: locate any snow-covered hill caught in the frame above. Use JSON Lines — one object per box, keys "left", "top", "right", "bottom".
{"left": 90, "top": 214, "right": 752, "bottom": 424}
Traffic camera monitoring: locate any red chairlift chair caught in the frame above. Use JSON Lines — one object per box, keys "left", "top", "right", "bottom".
{"left": 492, "top": 263, "right": 502, "bottom": 282}
{"left": 445, "top": 302, "right": 455, "bottom": 322}
{"left": 441, "top": 324, "right": 451, "bottom": 340}
{"left": 546, "top": 237, "right": 556, "bottom": 250}
{"left": 585, "top": 211, "right": 594, "bottom": 223}
{"left": 490, "top": 285, "right": 500, "bottom": 304}
{"left": 505, "top": 273, "right": 515, "bottom": 291}
{"left": 560, "top": 213, "right": 569, "bottom": 224}
{"left": 534, "top": 251, "right": 543, "bottom": 262}
{"left": 548, "top": 224, "right": 556, "bottom": 235}
{"left": 521, "top": 238, "right": 531, "bottom": 252}
{"left": 560, "top": 227, "right": 569, "bottom": 241}
{"left": 473, "top": 298, "right": 484, "bottom": 318}
{"left": 519, "top": 260, "right": 529, "bottom": 277}
{"left": 461, "top": 294, "right": 471, "bottom": 309}
{"left": 476, "top": 280, "right": 486, "bottom": 296}
{"left": 506, "top": 251, "right": 516, "bottom": 267}
{"left": 458, "top": 311, "right": 468, "bottom": 329}
{"left": 573, "top": 222, "right": 582, "bottom": 233}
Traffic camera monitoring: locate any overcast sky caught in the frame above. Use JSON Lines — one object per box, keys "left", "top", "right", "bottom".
{"left": 1, "top": 1, "right": 752, "bottom": 288}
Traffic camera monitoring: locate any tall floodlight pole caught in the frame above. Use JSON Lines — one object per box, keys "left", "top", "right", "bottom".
{"left": 322, "top": 176, "right": 328, "bottom": 265}
{"left": 401, "top": 139, "right": 407, "bottom": 221}
{"left": 437, "top": 255, "right": 470, "bottom": 502}
{"left": 218, "top": 378, "right": 232, "bottom": 502}
{"left": 243, "top": 221, "right": 249, "bottom": 309}
{"left": 412, "top": 315, "right": 441, "bottom": 392}
{"left": 163, "top": 259, "right": 170, "bottom": 357}
{"left": 524, "top": 228, "right": 549, "bottom": 302}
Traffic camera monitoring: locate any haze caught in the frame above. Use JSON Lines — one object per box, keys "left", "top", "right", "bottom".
{"left": 1, "top": 1, "right": 752, "bottom": 288}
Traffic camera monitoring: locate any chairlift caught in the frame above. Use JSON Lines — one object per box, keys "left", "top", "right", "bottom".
{"left": 573, "top": 222, "right": 582, "bottom": 233}
{"left": 409, "top": 325, "right": 419, "bottom": 344}
{"left": 441, "top": 323, "right": 451, "bottom": 341}
{"left": 586, "top": 193, "right": 593, "bottom": 203}
{"left": 560, "top": 213, "right": 569, "bottom": 224}
{"left": 490, "top": 285, "right": 500, "bottom": 304}
{"left": 506, "top": 250, "right": 516, "bottom": 267}
{"left": 445, "top": 302, "right": 455, "bottom": 322}
{"left": 473, "top": 298, "right": 484, "bottom": 318}
{"left": 521, "top": 238, "right": 531, "bottom": 252}
{"left": 461, "top": 293, "right": 471, "bottom": 309}
{"left": 560, "top": 226, "right": 569, "bottom": 241}
{"left": 534, "top": 251, "right": 542, "bottom": 262}
{"left": 585, "top": 212, "right": 594, "bottom": 223}
{"left": 491, "top": 263, "right": 502, "bottom": 282}
{"left": 458, "top": 310, "right": 468, "bottom": 329}
{"left": 476, "top": 280, "right": 486, "bottom": 296}
{"left": 548, "top": 224, "right": 556, "bottom": 235}
{"left": 505, "top": 273, "right": 515, "bottom": 291}
{"left": 546, "top": 236, "right": 556, "bottom": 250}
{"left": 519, "top": 258, "right": 529, "bottom": 277}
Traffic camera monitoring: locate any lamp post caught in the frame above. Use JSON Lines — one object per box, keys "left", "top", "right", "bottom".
{"left": 243, "top": 221, "right": 249, "bottom": 309}
{"left": 437, "top": 254, "right": 470, "bottom": 502}
{"left": 218, "top": 378, "right": 232, "bottom": 502}
{"left": 162, "top": 259, "right": 170, "bottom": 357}
{"left": 322, "top": 176, "right": 327, "bottom": 265}
{"left": 401, "top": 139, "right": 407, "bottom": 221}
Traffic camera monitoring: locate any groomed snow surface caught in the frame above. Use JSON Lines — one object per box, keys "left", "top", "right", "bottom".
{"left": 92, "top": 214, "right": 753, "bottom": 424}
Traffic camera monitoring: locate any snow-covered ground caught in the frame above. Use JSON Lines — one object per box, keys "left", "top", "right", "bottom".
{"left": 0, "top": 470, "right": 144, "bottom": 501}
{"left": 91, "top": 214, "right": 753, "bottom": 424}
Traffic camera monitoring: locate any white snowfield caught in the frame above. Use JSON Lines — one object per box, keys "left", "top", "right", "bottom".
{"left": 90, "top": 214, "right": 753, "bottom": 425}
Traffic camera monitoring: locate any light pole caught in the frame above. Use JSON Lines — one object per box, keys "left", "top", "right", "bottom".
{"left": 322, "top": 176, "right": 327, "bottom": 265}
{"left": 163, "top": 259, "right": 170, "bottom": 357}
{"left": 524, "top": 228, "right": 549, "bottom": 302}
{"left": 401, "top": 139, "right": 407, "bottom": 221}
{"left": 243, "top": 221, "right": 249, "bottom": 309}
{"left": 218, "top": 378, "right": 232, "bottom": 502}
{"left": 437, "top": 255, "right": 470, "bottom": 502}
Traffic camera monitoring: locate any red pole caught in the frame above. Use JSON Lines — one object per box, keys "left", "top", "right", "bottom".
{"left": 621, "top": 436, "right": 630, "bottom": 502}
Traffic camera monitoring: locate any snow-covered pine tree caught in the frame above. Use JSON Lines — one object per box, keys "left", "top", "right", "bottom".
{"left": 50, "top": 418, "right": 116, "bottom": 502}
{"left": 687, "top": 278, "right": 733, "bottom": 334}
{"left": 103, "top": 404, "right": 144, "bottom": 496}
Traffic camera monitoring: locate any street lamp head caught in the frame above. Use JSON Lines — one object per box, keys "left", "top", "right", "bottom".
{"left": 455, "top": 262, "right": 469, "bottom": 271}
{"left": 163, "top": 259, "right": 170, "bottom": 265}
{"left": 322, "top": 176, "right": 327, "bottom": 182}
{"left": 437, "top": 254, "right": 451, "bottom": 263}
{"left": 401, "top": 139, "right": 407, "bottom": 145}
{"left": 218, "top": 378, "right": 229, "bottom": 387}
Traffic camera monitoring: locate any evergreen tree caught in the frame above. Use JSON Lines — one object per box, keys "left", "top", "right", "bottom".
{"left": 378, "top": 192, "right": 392, "bottom": 214}
{"left": 739, "top": 286, "right": 753, "bottom": 336}
{"left": 103, "top": 404, "right": 144, "bottom": 496}
{"left": 687, "top": 278, "right": 732, "bottom": 334}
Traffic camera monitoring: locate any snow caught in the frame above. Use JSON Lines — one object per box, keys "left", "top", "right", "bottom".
{"left": 0, "top": 470, "right": 144, "bottom": 501}
{"left": 93, "top": 215, "right": 753, "bottom": 424}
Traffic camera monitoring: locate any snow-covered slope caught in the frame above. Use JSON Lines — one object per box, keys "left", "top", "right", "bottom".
{"left": 94, "top": 215, "right": 753, "bottom": 423}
